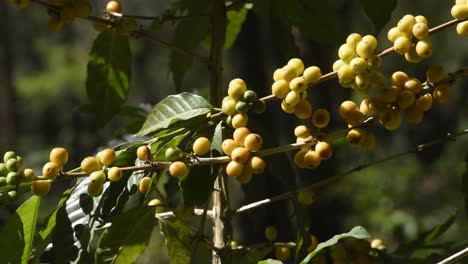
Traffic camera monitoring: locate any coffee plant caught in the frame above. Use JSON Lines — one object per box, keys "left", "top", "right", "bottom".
{"left": 1, "top": 0, "right": 468, "bottom": 263}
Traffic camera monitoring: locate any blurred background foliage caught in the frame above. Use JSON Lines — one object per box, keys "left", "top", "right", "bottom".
{"left": 1, "top": 0, "right": 468, "bottom": 263}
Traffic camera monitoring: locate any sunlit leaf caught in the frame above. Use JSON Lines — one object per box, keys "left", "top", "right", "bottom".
{"left": 86, "top": 30, "right": 132, "bottom": 125}
{"left": 0, "top": 196, "right": 40, "bottom": 264}
{"left": 258, "top": 259, "right": 283, "bottom": 264}
{"left": 224, "top": 8, "right": 248, "bottom": 50}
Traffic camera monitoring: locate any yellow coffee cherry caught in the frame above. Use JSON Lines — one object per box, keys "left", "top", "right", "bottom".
{"left": 107, "top": 167, "right": 123, "bottom": 182}
{"left": 362, "top": 35, "right": 378, "bottom": 50}
{"left": 244, "top": 133, "right": 263, "bottom": 152}
{"left": 231, "top": 147, "right": 250, "bottom": 163}
{"left": 281, "top": 65, "right": 298, "bottom": 82}
{"left": 138, "top": 176, "right": 151, "bottom": 193}
{"left": 303, "top": 66, "right": 322, "bottom": 84}
{"left": 406, "top": 105, "right": 424, "bottom": 125}
{"left": 289, "top": 77, "right": 307, "bottom": 92}
{"left": 360, "top": 97, "right": 382, "bottom": 116}
{"left": 50, "top": 147, "right": 69, "bottom": 167}
{"left": 311, "top": 108, "right": 330, "bottom": 128}
{"left": 31, "top": 180, "right": 51, "bottom": 196}
{"left": 43, "top": 162, "right": 60, "bottom": 179}
{"left": 415, "top": 15, "right": 428, "bottom": 25}
{"left": 284, "top": 91, "right": 301, "bottom": 106}
{"left": 338, "top": 43, "right": 356, "bottom": 63}
{"left": 371, "top": 239, "right": 386, "bottom": 250}
{"left": 349, "top": 57, "right": 368, "bottom": 74}
{"left": 404, "top": 78, "right": 422, "bottom": 93}
{"left": 233, "top": 127, "right": 250, "bottom": 147}
{"left": 226, "top": 161, "right": 244, "bottom": 177}
{"left": 231, "top": 113, "right": 248, "bottom": 128}
{"left": 451, "top": 4, "right": 468, "bottom": 20}
{"left": 294, "top": 125, "right": 311, "bottom": 138}
{"left": 346, "top": 33, "right": 362, "bottom": 49}
{"left": 264, "top": 225, "right": 278, "bottom": 241}
{"left": 393, "top": 36, "right": 412, "bottom": 55}
{"left": 136, "top": 145, "right": 151, "bottom": 161}
{"left": 339, "top": 100, "right": 359, "bottom": 119}
{"left": 457, "top": 21, "right": 468, "bottom": 36}
{"left": 315, "top": 141, "right": 333, "bottom": 160}
{"left": 169, "top": 161, "right": 189, "bottom": 178}
{"left": 337, "top": 64, "right": 355, "bottom": 84}
{"left": 397, "top": 14, "right": 417, "bottom": 35}
{"left": 297, "top": 189, "right": 316, "bottom": 206}
{"left": 356, "top": 39, "right": 374, "bottom": 59}
{"left": 222, "top": 97, "right": 237, "bottom": 115}
{"left": 294, "top": 100, "right": 313, "bottom": 119}
{"left": 271, "top": 80, "right": 290, "bottom": 99}
{"left": 294, "top": 149, "right": 308, "bottom": 168}
{"left": 228, "top": 83, "right": 247, "bottom": 100}
{"left": 273, "top": 68, "right": 283, "bottom": 81}
{"left": 237, "top": 166, "right": 253, "bottom": 183}
{"left": 405, "top": 45, "right": 423, "bottom": 63}
{"left": 249, "top": 156, "right": 266, "bottom": 174}
{"left": 378, "top": 86, "right": 401, "bottom": 103}
{"left": 415, "top": 39, "right": 432, "bottom": 59}
{"left": 433, "top": 84, "right": 452, "bottom": 103}
{"left": 391, "top": 71, "right": 409, "bottom": 87}
{"left": 274, "top": 246, "right": 291, "bottom": 261}
{"left": 303, "top": 150, "right": 321, "bottom": 168}
{"left": 222, "top": 139, "right": 237, "bottom": 156}
{"left": 366, "top": 54, "right": 382, "bottom": 70}
{"left": 347, "top": 128, "right": 367, "bottom": 145}
{"left": 87, "top": 181, "right": 104, "bottom": 197}
{"left": 412, "top": 22, "right": 429, "bottom": 40}
{"left": 387, "top": 27, "right": 404, "bottom": 42}
{"left": 21, "top": 168, "right": 36, "bottom": 182}
{"left": 192, "top": 137, "right": 211, "bottom": 156}
{"left": 379, "top": 110, "right": 401, "bottom": 130}
{"left": 397, "top": 90, "right": 416, "bottom": 109}
{"left": 99, "top": 148, "right": 116, "bottom": 166}
{"left": 287, "top": 58, "right": 305, "bottom": 75}
{"left": 332, "top": 60, "right": 345, "bottom": 71}
{"left": 415, "top": 93, "right": 433, "bottom": 112}
{"left": 281, "top": 100, "right": 295, "bottom": 114}
{"left": 426, "top": 64, "right": 445, "bottom": 83}
{"left": 106, "top": 0, "right": 122, "bottom": 13}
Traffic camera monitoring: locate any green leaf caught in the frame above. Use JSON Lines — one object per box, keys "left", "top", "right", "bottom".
{"left": 258, "top": 259, "right": 283, "bottom": 264}
{"left": 233, "top": 246, "right": 271, "bottom": 263}
{"left": 86, "top": 30, "right": 132, "bottom": 125}
{"left": 277, "top": 0, "right": 344, "bottom": 45}
{"left": 359, "top": 0, "right": 397, "bottom": 34}
{"left": 160, "top": 220, "right": 191, "bottom": 264}
{"left": 137, "top": 92, "right": 213, "bottom": 136}
{"left": 300, "top": 226, "right": 371, "bottom": 263}
{"left": 0, "top": 196, "right": 41, "bottom": 264}
{"left": 224, "top": 8, "right": 248, "bottom": 50}
{"left": 96, "top": 208, "right": 154, "bottom": 264}
{"left": 463, "top": 152, "right": 468, "bottom": 220}
{"left": 169, "top": 0, "right": 211, "bottom": 89}
{"left": 295, "top": 203, "right": 311, "bottom": 263}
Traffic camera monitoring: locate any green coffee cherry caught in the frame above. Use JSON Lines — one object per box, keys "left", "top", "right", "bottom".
{"left": 89, "top": 170, "right": 106, "bottom": 185}
{"left": 0, "top": 163, "right": 7, "bottom": 176}
{"left": 3, "top": 151, "right": 16, "bottom": 163}
{"left": 21, "top": 169, "right": 36, "bottom": 182}
{"left": 6, "top": 158, "right": 18, "bottom": 172}
{"left": 253, "top": 100, "right": 266, "bottom": 113}
{"left": 6, "top": 171, "right": 20, "bottom": 185}
{"left": 226, "top": 115, "right": 233, "bottom": 127}
{"left": 243, "top": 90, "right": 257, "bottom": 103}
{"left": 0, "top": 177, "right": 6, "bottom": 187}
{"left": 165, "top": 147, "right": 185, "bottom": 161}
{"left": 235, "top": 101, "right": 249, "bottom": 113}
{"left": 16, "top": 156, "right": 23, "bottom": 168}
{"left": 8, "top": 190, "right": 17, "bottom": 199}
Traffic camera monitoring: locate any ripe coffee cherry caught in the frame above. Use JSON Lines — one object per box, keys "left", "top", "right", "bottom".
{"left": 264, "top": 226, "right": 278, "bottom": 241}
{"left": 139, "top": 176, "right": 151, "bottom": 193}
{"left": 107, "top": 167, "right": 123, "bottom": 182}
{"left": 287, "top": 58, "right": 305, "bottom": 75}
{"left": 21, "top": 168, "right": 36, "bottom": 182}
{"left": 415, "top": 93, "right": 433, "bottom": 112}
{"left": 228, "top": 79, "right": 247, "bottom": 100}
{"left": 346, "top": 33, "right": 362, "bottom": 49}
{"left": 393, "top": 36, "right": 411, "bottom": 54}
{"left": 451, "top": 4, "right": 468, "bottom": 20}
{"left": 271, "top": 80, "right": 290, "bottom": 99}
{"left": 222, "top": 97, "right": 237, "bottom": 115}
{"left": 274, "top": 246, "right": 291, "bottom": 261}
{"left": 281, "top": 101, "right": 295, "bottom": 114}
{"left": 338, "top": 43, "right": 356, "bottom": 63}
{"left": 193, "top": 137, "right": 211, "bottom": 156}
{"left": 289, "top": 77, "right": 307, "bottom": 92}
{"left": 312, "top": 108, "right": 330, "bottom": 128}
{"left": 397, "top": 14, "right": 417, "bottom": 34}
{"left": 137, "top": 146, "right": 151, "bottom": 161}
{"left": 412, "top": 22, "right": 429, "bottom": 40}
{"left": 415, "top": 40, "right": 432, "bottom": 58}
{"left": 433, "top": 84, "right": 452, "bottom": 103}
{"left": 415, "top": 15, "right": 428, "bottom": 24}
{"left": 404, "top": 78, "right": 422, "bottom": 93}
{"left": 50, "top": 147, "right": 68, "bottom": 167}
{"left": 106, "top": 0, "right": 122, "bottom": 13}
{"left": 233, "top": 127, "right": 250, "bottom": 147}
{"left": 339, "top": 101, "right": 359, "bottom": 119}
{"left": 337, "top": 64, "right": 355, "bottom": 84}
{"left": 426, "top": 64, "right": 445, "bottom": 83}
{"left": 81, "top": 156, "right": 101, "bottom": 174}
{"left": 303, "top": 66, "right": 322, "bottom": 84}
{"left": 222, "top": 139, "right": 237, "bottom": 156}
{"left": 303, "top": 150, "right": 321, "bottom": 168}
{"left": 3, "top": 151, "right": 16, "bottom": 163}
{"left": 333, "top": 60, "right": 345, "bottom": 71}
{"left": 294, "top": 100, "right": 313, "bottom": 119}
{"left": 226, "top": 161, "right": 244, "bottom": 177}
{"left": 89, "top": 170, "right": 106, "bottom": 185}
{"left": 297, "top": 189, "right": 316, "bottom": 206}
{"left": 397, "top": 90, "right": 416, "bottom": 109}
{"left": 231, "top": 147, "right": 250, "bottom": 163}
{"left": 249, "top": 156, "right": 265, "bottom": 174}
{"left": 284, "top": 91, "right": 301, "bottom": 106}
{"left": 281, "top": 65, "right": 298, "bottom": 82}
{"left": 31, "top": 180, "right": 51, "bottom": 196}
{"left": 43, "top": 162, "right": 60, "bottom": 179}
{"left": 387, "top": 27, "right": 404, "bottom": 42}
{"left": 294, "top": 125, "right": 311, "bottom": 138}
{"left": 356, "top": 40, "right": 374, "bottom": 59}
{"left": 244, "top": 133, "right": 263, "bottom": 152}
{"left": 347, "top": 128, "right": 367, "bottom": 145}
{"left": 457, "top": 21, "right": 468, "bottom": 36}
{"left": 405, "top": 46, "right": 423, "bottom": 63}
{"left": 315, "top": 141, "right": 333, "bottom": 160}
{"left": 366, "top": 55, "right": 382, "bottom": 70}
{"left": 380, "top": 110, "right": 402, "bottom": 131}
{"left": 87, "top": 181, "right": 104, "bottom": 197}
{"left": 391, "top": 71, "right": 409, "bottom": 87}
{"left": 231, "top": 113, "right": 248, "bottom": 128}
{"left": 99, "top": 148, "right": 116, "bottom": 166}
{"left": 169, "top": 161, "right": 189, "bottom": 178}
{"left": 350, "top": 57, "right": 368, "bottom": 74}
{"left": 165, "top": 147, "right": 185, "bottom": 161}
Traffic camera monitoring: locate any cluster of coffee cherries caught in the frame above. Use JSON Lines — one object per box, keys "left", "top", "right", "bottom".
{"left": 222, "top": 78, "right": 266, "bottom": 128}
{"left": 310, "top": 238, "right": 384, "bottom": 264}
{"left": 264, "top": 225, "right": 319, "bottom": 261}
{"left": 387, "top": 14, "right": 432, "bottom": 63}
{"left": 452, "top": 0, "right": 468, "bottom": 36}
{"left": 271, "top": 58, "right": 322, "bottom": 118}
{"left": 92, "top": 0, "right": 138, "bottom": 36}
{"left": 334, "top": 34, "right": 384, "bottom": 94}
{"left": 0, "top": 151, "right": 35, "bottom": 199}
{"left": 222, "top": 127, "right": 265, "bottom": 183}
{"left": 293, "top": 128, "right": 333, "bottom": 169}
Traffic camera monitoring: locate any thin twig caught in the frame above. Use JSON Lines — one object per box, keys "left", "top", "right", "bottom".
{"left": 437, "top": 246, "right": 468, "bottom": 264}
{"left": 235, "top": 128, "right": 468, "bottom": 214}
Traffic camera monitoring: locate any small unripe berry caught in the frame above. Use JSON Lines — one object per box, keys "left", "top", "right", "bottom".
{"left": 31, "top": 180, "right": 51, "bottom": 196}
{"left": 107, "top": 167, "right": 123, "bottom": 182}
{"left": 235, "top": 101, "right": 249, "bottom": 113}
{"left": 252, "top": 100, "right": 267, "bottom": 114}
{"left": 3, "top": 151, "right": 16, "bottom": 163}
{"left": 106, "top": 0, "right": 122, "bottom": 13}
{"left": 264, "top": 225, "right": 278, "bottom": 241}
{"left": 193, "top": 137, "right": 211, "bottom": 156}
{"left": 50, "top": 147, "right": 69, "bottom": 167}
{"left": 136, "top": 146, "right": 151, "bottom": 161}
{"left": 274, "top": 246, "right": 291, "bottom": 261}
{"left": 81, "top": 157, "right": 101, "bottom": 174}
{"left": 231, "top": 147, "right": 250, "bottom": 164}
{"left": 243, "top": 90, "right": 257, "bottom": 103}
{"left": 43, "top": 162, "right": 60, "bottom": 179}
{"left": 226, "top": 161, "right": 244, "bottom": 177}
{"left": 169, "top": 161, "right": 189, "bottom": 178}
{"left": 21, "top": 168, "right": 36, "bottom": 182}
{"left": 165, "top": 147, "right": 185, "bottom": 161}
{"left": 139, "top": 176, "right": 151, "bottom": 193}
{"left": 6, "top": 158, "right": 19, "bottom": 172}
{"left": 6, "top": 172, "right": 20, "bottom": 185}
{"left": 89, "top": 170, "right": 106, "bottom": 185}
{"left": 297, "top": 189, "right": 316, "bottom": 206}
{"left": 87, "top": 181, "right": 104, "bottom": 197}
{"left": 99, "top": 148, "right": 116, "bottom": 166}
{"left": 0, "top": 163, "right": 7, "bottom": 176}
